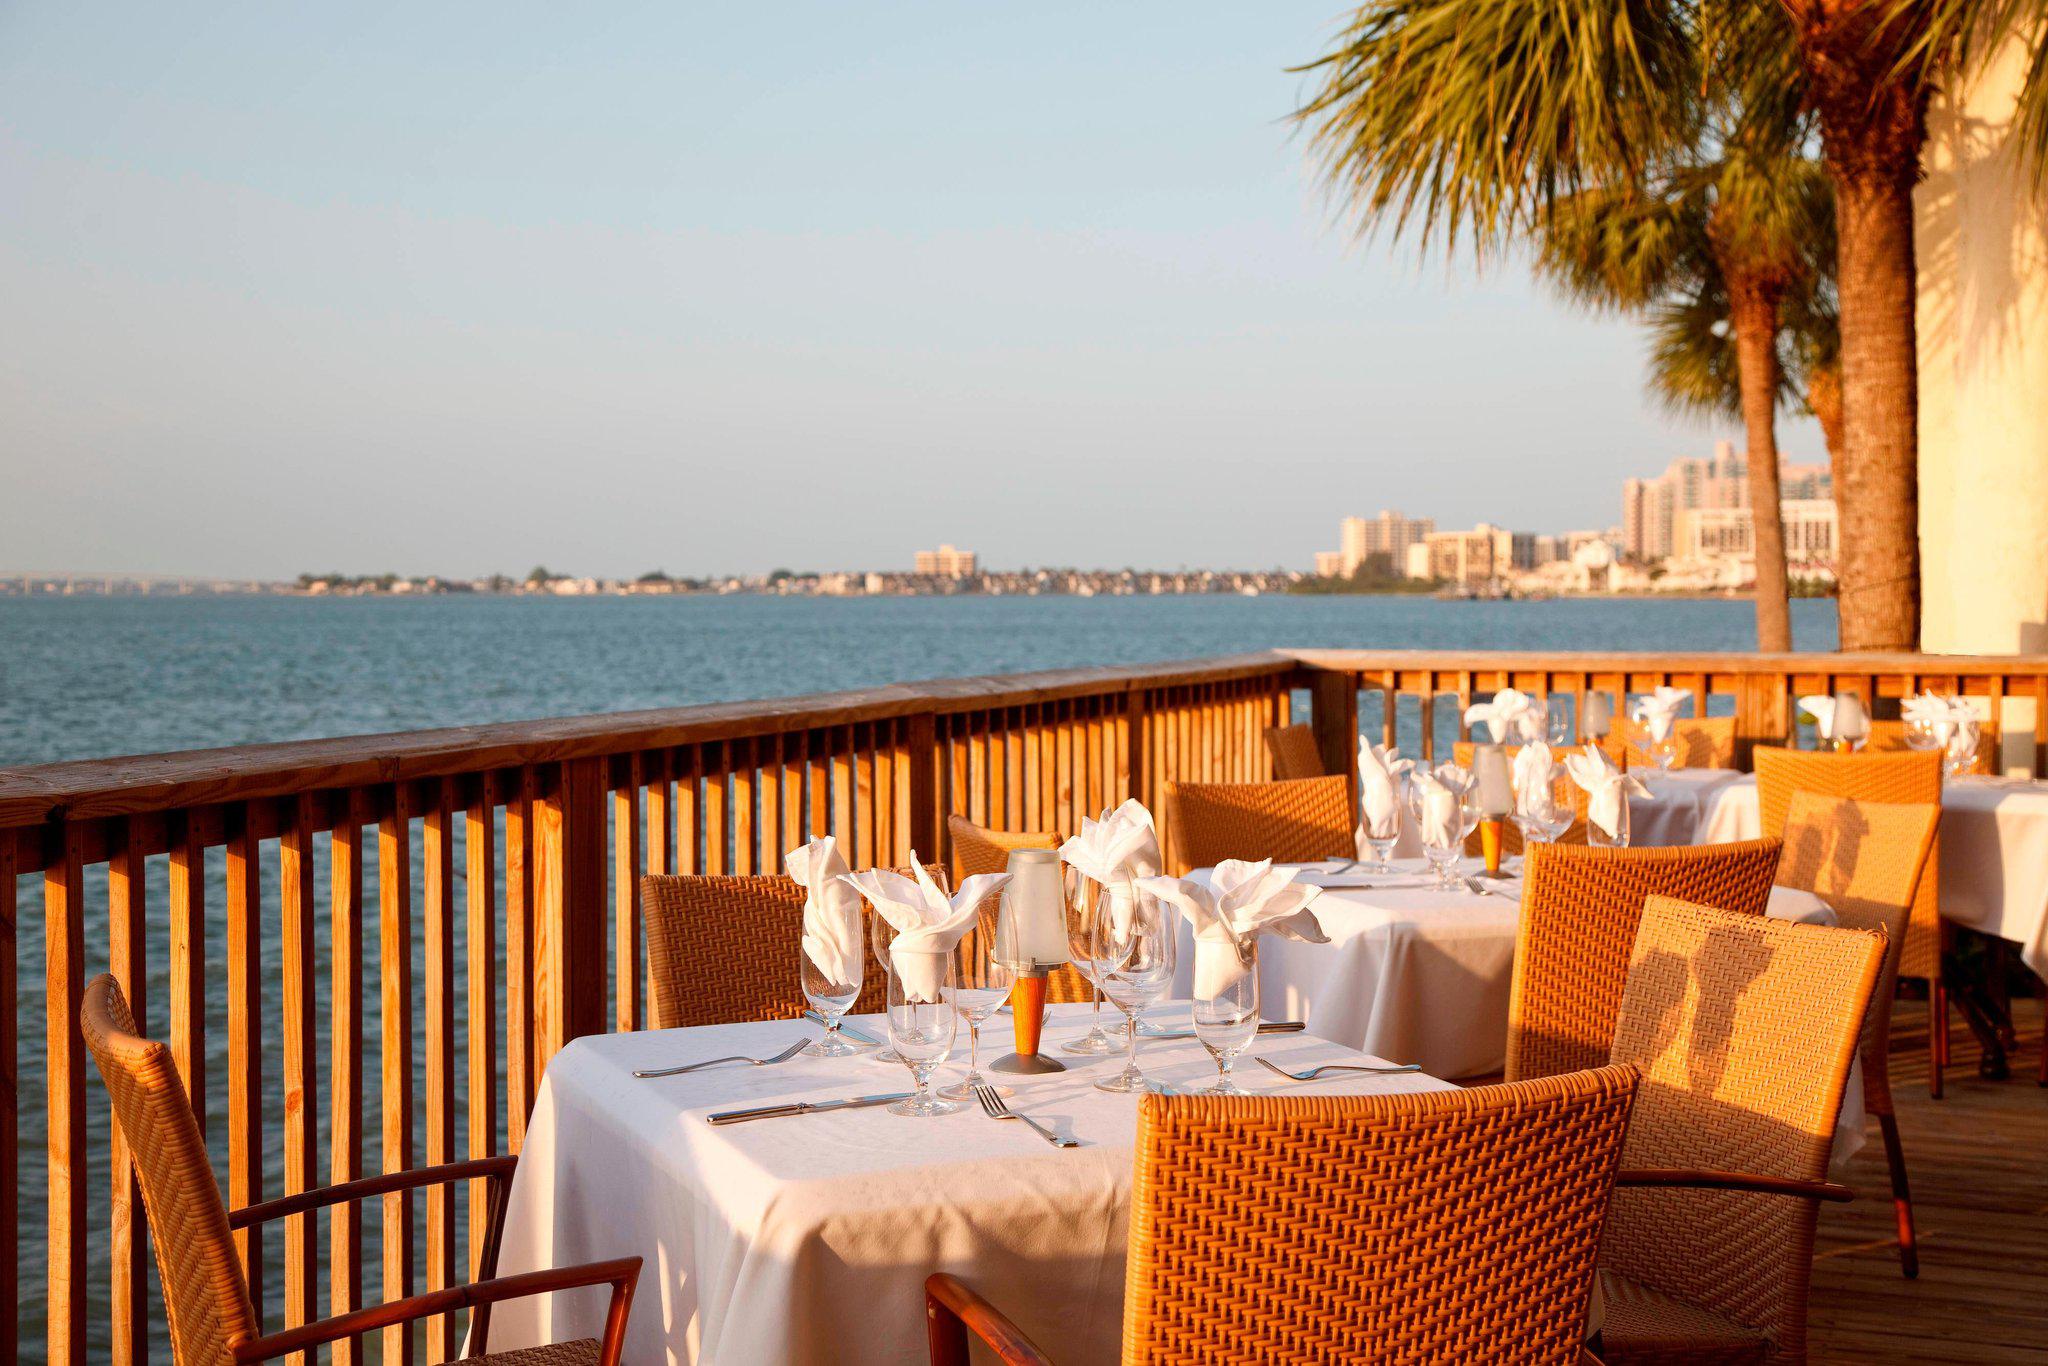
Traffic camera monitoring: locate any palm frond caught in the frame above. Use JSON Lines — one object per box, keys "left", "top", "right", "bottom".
{"left": 1886, "top": 0, "right": 2048, "bottom": 188}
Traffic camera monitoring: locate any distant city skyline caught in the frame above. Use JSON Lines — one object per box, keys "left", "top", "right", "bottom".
{"left": 0, "top": 2, "right": 1826, "bottom": 580}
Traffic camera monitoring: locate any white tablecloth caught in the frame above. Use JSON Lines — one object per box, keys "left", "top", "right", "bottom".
{"left": 1172, "top": 860, "right": 1864, "bottom": 1162}
{"left": 485, "top": 1003, "right": 1448, "bottom": 1365}
{"left": 1629, "top": 768, "right": 1753, "bottom": 847}
{"left": 1692, "top": 774, "right": 2048, "bottom": 978}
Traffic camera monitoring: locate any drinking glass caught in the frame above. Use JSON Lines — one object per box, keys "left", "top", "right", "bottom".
{"left": 1090, "top": 889, "right": 1177, "bottom": 1093}
{"left": 1546, "top": 695, "right": 1575, "bottom": 747}
{"left": 1903, "top": 716, "right": 1940, "bottom": 751}
{"left": 886, "top": 956, "right": 961, "bottom": 1117}
{"left": 1060, "top": 869, "right": 1119, "bottom": 1056}
{"left": 1192, "top": 960, "right": 1259, "bottom": 1094}
{"left": 1944, "top": 731, "right": 1980, "bottom": 778}
{"left": 1410, "top": 781, "right": 1481, "bottom": 890}
{"left": 865, "top": 900, "right": 905, "bottom": 1065}
{"left": 798, "top": 932, "right": 865, "bottom": 1057}
{"left": 940, "top": 918, "right": 1014, "bottom": 1099}
{"left": 1650, "top": 733, "right": 1681, "bottom": 772}
{"left": 1511, "top": 765, "right": 1572, "bottom": 848}
{"left": 1587, "top": 796, "right": 1632, "bottom": 848}
{"left": 1361, "top": 773, "right": 1408, "bottom": 873}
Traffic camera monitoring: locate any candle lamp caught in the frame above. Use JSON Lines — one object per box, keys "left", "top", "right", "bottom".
{"left": 1582, "top": 691, "right": 1614, "bottom": 744}
{"left": 1832, "top": 691, "right": 1870, "bottom": 753}
{"left": 988, "top": 848, "right": 1071, "bottom": 1075}
{"left": 1471, "top": 742, "right": 1514, "bottom": 877}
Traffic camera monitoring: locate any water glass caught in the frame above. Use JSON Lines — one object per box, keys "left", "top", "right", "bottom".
{"left": 1650, "top": 734, "right": 1681, "bottom": 771}
{"left": 1587, "top": 797, "right": 1632, "bottom": 848}
{"left": 1361, "top": 774, "right": 1408, "bottom": 873}
{"left": 1546, "top": 695, "right": 1575, "bottom": 747}
{"left": 1090, "top": 889, "right": 1177, "bottom": 1093}
{"left": 798, "top": 936, "right": 865, "bottom": 1057}
{"left": 940, "top": 918, "right": 1014, "bottom": 1099}
{"left": 1411, "top": 782, "right": 1480, "bottom": 890}
{"left": 1060, "top": 870, "right": 1119, "bottom": 1056}
{"left": 1511, "top": 767, "right": 1572, "bottom": 847}
{"left": 1192, "top": 961, "right": 1259, "bottom": 1094}
{"left": 886, "top": 956, "right": 961, "bottom": 1117}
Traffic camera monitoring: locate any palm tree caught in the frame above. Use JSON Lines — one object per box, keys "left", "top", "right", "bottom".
{"left": 1294, "top": 0, "right": 2048, "bottom": 652}
{"left": 1534, "top": 126, "right": 1836, "bottom": 649}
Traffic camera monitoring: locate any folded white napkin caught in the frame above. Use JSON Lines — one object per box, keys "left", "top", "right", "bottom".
{"left": 1798, "top": 694, "right": 1840, "bottom": 741}
{"left": 1564, "top": 747, "right": 1650, "bottom": 841}
{"left": 1631, "top": 686, "right": 1691, "bottom": 743}
{"left": 1464, "top": 688, "right": 1542, "bottom": 745}
{"left": 1904, "top": 691, "right": 1978, "bottom": 765}
{"left": 839, "top": 857, "right": 1010, "bottom": 1001}
{"left": 1411, "top": 769, "right": 1466, "bottom": 848}
{"left": 1511, "top": 741, "right": 1563, "bottom": 821}
{"left": 1058, "top": 799, "right": 1162, "bottom": 935}
{"left": 1141, "top": 859, "right": 1326, "bottom": 998}
{"left": 1355, "top": 738, "right": 1415, "bottom": 842}
{"left": 785, "top": 836, "right": 863, "bottom": 988}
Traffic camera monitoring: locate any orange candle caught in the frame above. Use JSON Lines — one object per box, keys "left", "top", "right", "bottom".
{"left": 1480, "top": 818, "right": 1504, "bottom": 875}
{"left": 1010, "top": 975, "right": 1048, "bottom": 1058}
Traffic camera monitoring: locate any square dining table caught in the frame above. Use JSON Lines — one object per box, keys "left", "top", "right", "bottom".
{"left": 481, "top": 1002, "right": 1448, "bottom": 1365}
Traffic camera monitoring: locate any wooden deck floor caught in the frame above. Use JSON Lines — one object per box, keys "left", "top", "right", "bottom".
{"left": 1809, "top": 996, "right": 2047, "bottom": 1363}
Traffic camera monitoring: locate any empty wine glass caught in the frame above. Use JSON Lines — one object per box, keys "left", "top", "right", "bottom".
{"left": 864, "top": 899, "right": 905, "bottom": 1065}
{"left": 1090, "top": 888, "right": 1176, "bottom": 1094}
{"left": 1511, "top": 763, "right": 1572, "bottom": 848}
{"left": 1410, "top": 777, "right": 1480, "bottom": 891}
{"left": 886, "top": 955, "right": 961, "bottom": 1117}
{"left": 940, "top": 903, "right": 1014, "bottom": 1100}
{"left": 798, "top": 930, "right": 865, "bottom": 1057}
{"left": 1192, "top": 962, "right": 1259, "bottom": 1094}
{"left": 1060, "top": 869, "right": 1118, "bottom": 1056}
{"left": 1546, "top": 695, "right": 1575, "bottom": 747}
{"left": 1650, "top": 733, "right": 1681, "bottom": 772}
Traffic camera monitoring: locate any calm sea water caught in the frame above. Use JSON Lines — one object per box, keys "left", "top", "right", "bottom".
{"left": 0, "top": 592, "right": 1837, "bottom": 1359}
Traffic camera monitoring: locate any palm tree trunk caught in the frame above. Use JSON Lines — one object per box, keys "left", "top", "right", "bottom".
{"left": 1806, "top": 365, "right": 1843, "bottom": 475}
{"left": 1727, "top": 275, "right": 1793, "bottom": 651}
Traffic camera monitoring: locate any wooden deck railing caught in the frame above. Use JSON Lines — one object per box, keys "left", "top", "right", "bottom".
{"left": 3, "top": 648, "right": 2046, "bottom": 1364}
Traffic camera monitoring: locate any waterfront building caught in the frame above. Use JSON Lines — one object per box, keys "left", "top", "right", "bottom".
{"left": 914, "top": 544, "right": 978, "bottom": 577}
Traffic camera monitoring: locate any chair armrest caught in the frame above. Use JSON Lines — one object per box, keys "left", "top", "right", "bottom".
{"left": 232, "top": 1256, "right": 640, "bottom": 1364}
{"left": 1617, "top": 1168, "right": 1855, "bottom": 1203}
{"left": 925, "top": 1273, "right": 1055, "bottom": 1366}
{"left": 228, "top": 1154, "right": 519, "bottom": 1231}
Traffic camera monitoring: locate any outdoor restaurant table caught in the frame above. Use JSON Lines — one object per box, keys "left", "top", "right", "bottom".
{"left": 482, "top": 1002, "right": 1449, "bottom": 1366}
{"left": 1627, "top": 767, "right": 1753, "bottom": 846}
{"left": 1686, "top": 772, "right": 2048, "bottom": 979}
{"left": 1169, "top": 860, "right": 1866, "bottom": 1162}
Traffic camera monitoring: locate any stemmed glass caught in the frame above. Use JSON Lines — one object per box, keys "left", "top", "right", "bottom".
{"left": 1089, "top": 888, "right": 1177, "bottom": 1094}
{"left": 1511, "top": 762, "right": 1572, "bottom": 848}
{"left": 1650, "top": 733, "right": 1681, "bottom": 772}
{"left": 885, "top": 956, "right": 961, "bottom": 1117}
{"left": 1546, "top": 696, "right": 1575, "bottom": 747}
{"left": 864, "top": 899, "right": 905, "bottom": 1065}
{"left": 1361, "top": 772, "right": 1408, "bottom": 873}
{"left": 1192, "top": 964, "right": 1259, "bottom": 1094}
{"left": 1060, "top": 870, "right": 1118, "bottom": 1056}
{"left": 1410, "top": 778, "right": 1481, "bottom": 891}
{"left": 940, "top": 912, "right": 1014, "bottom": 1099}
{"left": 798, "top": 937, "right": 865, "bottom": 1057}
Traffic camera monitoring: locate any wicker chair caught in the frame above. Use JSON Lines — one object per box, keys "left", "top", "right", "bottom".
{"left": 1597, "top": 896, "right": 1884, "bottom": 1366}
{"left": 1754, "top": 745, "right": 1949, "bottom": 1096}
{"left": 946, "top": 816, "right": 1092, "bottom": 1004}
{"left": 1262, "top": 722, "right": 1327, "bottom": 780}
{"left": 644, "top": 873, "right": 893, "bottom": 1028}
{"left": 1162, "top": 775, "right": 1353, "bottom": 874}
{"left": 79, "top": 974, "right": 638, "bottom": 1365}
{"left": 1865, "top": 718, "right": 1999, "bottom": 774}
{"left": 1776, "top": 790, "right": 1941, "bottom": 1278}
{"left": 1616, "top": 714, "right": 1738, "bottom": 769}
{"left": 1505, "top": 838, "right": 1784, "bottom": 1083}
{"left": 926, "top": 1065, "right": 1643, "bottom": 1365}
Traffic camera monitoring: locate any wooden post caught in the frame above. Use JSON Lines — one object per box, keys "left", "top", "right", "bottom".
{"left": 1733, "top": 672, "right": 1788, "bottom": 770}
{"left": 534, "top": 758, "right": 607, "bottom": 1074}
{"left": 907, "top": 712, "right": 938, "bottom": 860}
{"left": 1309, "top": 668, "right": 1361, "bottom": 782}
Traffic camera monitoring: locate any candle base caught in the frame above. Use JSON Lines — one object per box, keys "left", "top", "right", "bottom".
{"left": 989, "top": 971, "right": 1066, "bottom": 1073}
{"left": 988, "top": 1051, "right": 1067, "bottom": 1075}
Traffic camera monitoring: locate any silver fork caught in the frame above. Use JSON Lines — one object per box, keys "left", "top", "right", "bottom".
{"left": 1255, "top": 1055, "right": 1421, "bottom": 1082}
{"left": 634, "top": 1038, "right": 809, "bottom": 1079}
{"left": 972, "top": 1083, "right": 1078, "bottom": 1148}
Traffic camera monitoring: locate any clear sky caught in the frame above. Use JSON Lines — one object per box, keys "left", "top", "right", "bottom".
{"left": 0, "top": 1, "right": 1823, "bottom": 579}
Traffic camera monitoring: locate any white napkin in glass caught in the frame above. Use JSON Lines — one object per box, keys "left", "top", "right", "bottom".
{"left": 1141, "top": 859, "right": 1325, "bottom": 998}
{"left": 840, "top": 858, "right": 1010, "bottom": 1001}
{"left": 1464, "top": 688, "right": 1542, "bottom": 745}
{"left": 1798, "top": 694, "right": 1839, "bottom": 741}
{"left": 1512, "top": 741, "right": 1563, "bottom": 821}
{"left": 786, "top": 836, "right": 863, "bottom": 988}
{"left": 1356, "top": 738, "right": 1414, "bottom": 842}
{"left": 1058, "top": 799, "right": 1162, "bottom": 934}
{"left": 1904, "top": 691, "right": 1978, "bottom": 764}
{"left": 1632, "top": 686, "right": 1691, "bottom": 743}
{"left": 1565, "top": 747, "right": 1650, "bottom": 841}
{"left": 1411, "top": 769, "right": 1465, "bottom": 848}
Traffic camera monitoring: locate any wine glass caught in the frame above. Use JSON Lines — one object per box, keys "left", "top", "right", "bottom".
{"left": 864, "top": 899, "right": 905, "bottom": 1065}
{"left": 1650, "top": 733, "right": 1681, "bottom": 772}
{"left": 940, "top": 906, "right": 1014, "bottom": 1099}
{"left": 1511, "top": 762, "right": 1572, "bottom": 848}
{"left": 1059, "top": 869, "right": 1118, "bottom": 1056}
{"left": 1361, "top": 772, "right": 1408, "bottom": 873}
{"left": 1090, "top": 888, "right": 1177, "bottom": 1094}
{"left": 1192, "top": 963, "right": 1259, "bottom": 1094}
{"left": 886, "top": 955, "right": 961, "bottom": 1117}
{"left": 1546, "top": 695, "right": 1575, "bottom": 747}
{"left": 1410, "top": 779, "right": 1481, "bottom": 891}
{"left": 798, "top": 927, "right": 865, "bottom": 1057}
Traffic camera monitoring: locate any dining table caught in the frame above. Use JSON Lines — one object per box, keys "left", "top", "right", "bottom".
{"left": 1168, "top": 858, "right": 1866, "bottom": 1163}
{"left": 480, "top": 1002, "right": 1448, "bottom": 1366}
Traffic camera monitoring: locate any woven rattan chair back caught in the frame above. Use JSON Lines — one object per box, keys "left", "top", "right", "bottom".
{"left": 1865, "top": 718, "right": 1999, "bottom": 774}
{"left": 1605, "top": 897, "right": 1885, "bottom": 1363}
{"left": 1122, "top": 1066, "right": 1640, "bottom": 1365}
{"left": 1505, "top": 838, "right": 1782, "bottom": 1083}
{"left": 1616, "top": 715, "right": 1738, "bottom": 769}
{"left": 1754, "top": 746, "right": 1943, "bottom": 984}
{"left": 82, "top": 974, "right": 259, "bottom": 1365}
{"left": 644, "top": 873, "right": 891, "bottom": 1028}
{"left": 1262, "top": 723, "right": 1326, "bottom": 780}
{"left": 1775, "top": 791, "right": 1939, "bottom": 1117}
{"left": 1162, "top": 775, "right": 1353, "bottom": 875}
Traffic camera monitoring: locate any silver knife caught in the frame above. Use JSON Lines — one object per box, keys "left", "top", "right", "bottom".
{"left": 707, "top": 1092, "right": 912, "bottom": 1126}
{"left": 1145, "top": 1021, "right": 1308, "bottom": 1042}
{"left": 803, "top": 1010, "right": 881, "bottom": 1045}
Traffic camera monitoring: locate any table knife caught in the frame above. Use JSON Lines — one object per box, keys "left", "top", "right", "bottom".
{"left": 707, "top": 1092, "right": 912, "bottom": 1126}
{"left": 1145, "top": 1021, "right": 1307, "bottom": 1042}
{"left": 803, "top": 1010, "right": 881, "bottom": 1045}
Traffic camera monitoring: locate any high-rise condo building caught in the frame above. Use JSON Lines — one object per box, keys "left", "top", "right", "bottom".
{"left": 914, "top": 545, "right": 977, "bottom": 578}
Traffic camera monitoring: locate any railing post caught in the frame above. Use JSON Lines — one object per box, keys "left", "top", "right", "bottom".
{"left": 535, "top": 758, "right": 607, "bottom": 1073}
{"left": 1308, "top": 667, "right": 1360, "bottom": 781}
{"left": 1733, "top": 673, "right": 1788, "bottom": 770}
{"left": 907, "top": 712, "right": 938, "bottom": 862}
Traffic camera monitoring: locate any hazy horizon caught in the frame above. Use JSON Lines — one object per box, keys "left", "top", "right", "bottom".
{"left": 0, "top": 1, "right": 1826, "bottom": 580}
